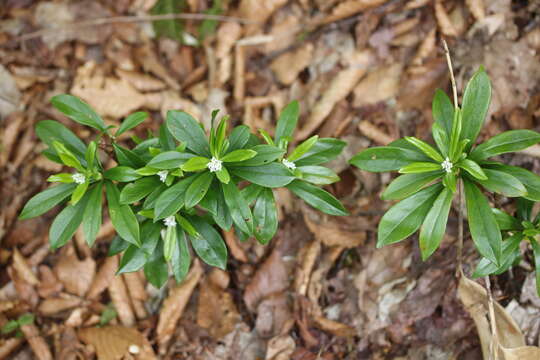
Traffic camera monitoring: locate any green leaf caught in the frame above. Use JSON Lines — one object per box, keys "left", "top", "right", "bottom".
{"left": 105, "top": 181, "right": 140, "bottom": 247}
{"left": 154, "top": 175, "right": 198, "bottom": 220}
{"left": 51, "top": 94, "right": 107, "bottom": 131}
{"left": 463, "top": 179, "right": 502, "bottom": 265}
{"left": 1, "top": 320, "right": 19, "bottom": 334}
{"left": 404, "top": 136, "right": 444, "bottom": 162}
{"left": 150, "top": 0, "right": 187, "bottom": 42}
{"left": 181, "top": 156, "right": 210, "bottom": 172}
{"left": 483, "top": 163, "right": 540, "bottom": 201}
{"left": 47, "top": 173, "right": 75, "bottom": 183}
{"left": 253, "top": 188, "right": 278, "bottom": 244}
{"left": 221, "top": 149, "right": 257, "bottom": 162}
{"left": 473, "top": 234, "right": 522, "bottom": 278}
{"left": 198, "top": 0, "right": 222, "bottom": 41}
{"left": 163, "top": 224, "right": 177, "bottom": 261}
{"left": 85, "top": 141, "right": 97, "bottom": 171}
{"left": 231, "top": 163, "right": 295, "bottom": 188}
{"left": 72, "top": 181, "right": 89, "bottom": 204}
{"left": 113, "top": 143, "right": 145, "bottom": 168}
{"left": 241, "top": 184, "right": 263, "bottom": 205}
{"left": 120, "top": 177, "right": 161, "bottom": 204}
{"left": 517, "top": 197, "right": 534, "bottom": 222}
{"left": 221, "top": 181, "right": 254, "bottom": 235}
{"left": 52, "top": 141, "right": 84, "bottom": 171}
{"left": 377, "top": 183, "right": 442, "bottom": 247}
{"left": 144, "top": 240, "right": 169, "bottom": 288}
{"left": 108, "top": 236, "right": 130, "bottom": 256}
{"left": 188, "top": 216, "right": 228, "bottom": 269}
{"left": 288, "top": 135, "right": 319, "bottom": 162}
{"left": 432, "top": 123, "right": 449, "bottom": 156}
{"left": 449, "top": 108, "right": 463, "bottom": 161}
{"left": 104, "top": 166, "right": 141, "bottom": 182}
{"left": 215, "top": 167, "right": 230, "bottom": 184}
{"left": 159, "top": 123, "right": 177, "bottom": 151}
{"left": 295, "top": 138, "right": 346, "bottom": 166}
{"left": 287, "top": 180, "right": 348, "bottom": 216}
{"left": 297, "top": 165, "right": 340, "bottom": 185}
{"left": 419, "top": 188, "right": 453, "bottom": 260}
{"left": 185, "top": 172, "right": 214, "bottom": 208}
{"left": 116, "top": 112, "right": 148, "bottom": 136}
{"left": 475, "top": 168, "right": 526, "bottom": 197}
{"left": 171, "top": 228, "right": 191, "bottom": 282}
{"left": 143, "top": 183, "right": 168, "bottom": 209}
{"left": 200, "top": 183, "right": 233, "bottom": 230}
{"left": 49, "top": 193, "right": 89, "bottom": 249}
{"left": 350, "top": 146, "right": 430, "bottom": 172}
{"left": 274, "top": 100, "right": 299, "bottom": 144}
{"left": 167, "top": 110, "right": 211, "bottom": 156}
{"left": 432, "top": 89, "right": 454, "bottom": 136}
{"left": 17, "top": 313, "right": 35, "bottom": 326}
{"left": 35, "top": 120, "right": 87, "bottom": 163}
{"left": 82, "top": 182, "right": 102, "bottom": 247}
{"left": 229, "top": 145, "right": 284, "bottom": 166}
{"left": 382, "top": 172, "right": 441, "bottom": 200}
{"left": 470, "top": 130, "right": 540, "bottom": 161}
{"left": 147, "top": 151, "right": 194, "bottom": 170}
{"left": 460, "top": 68, "right": 491, "bottom": 149}
{"left": 228, "top": 125, "right": 251, "bottom": 151}
{"left": 99, "top": 304, "right": 117, "bottom": 326}
{"left": 530, "top": 238, "right": 540, "bottom": 297}
{"left": 458, "top": 159, "right": 487, "bottom": 180}
{"left": 492, "top": 208, "right": 521, "bottom": 230}
{"left": 399, "top": 162, "right": 441, "bottom": 174}
{"left": 443, "top": 172, "right": 457, "bottom": 193}
{"left": 19, "top": 183, "right": 76, "bottom": 219}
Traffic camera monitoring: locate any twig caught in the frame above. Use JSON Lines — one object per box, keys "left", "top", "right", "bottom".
{"left": 442, "top": 40, "right": 458, "bottom": 108}
{"left": 485, "top": 275, "right": 499, "bottom": 360}
{"left": 13, "top": 13, "right": 256, "bottom": 43}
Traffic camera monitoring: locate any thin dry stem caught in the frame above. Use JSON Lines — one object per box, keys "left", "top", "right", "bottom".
{"left": 442, "top": 40, "right": 458, "bottom": 108}
{"left": 484, "top": 275, "right": 499, "bottom": 360}
{"left": 457, "top": 179, "right": 464, "bottom": 276}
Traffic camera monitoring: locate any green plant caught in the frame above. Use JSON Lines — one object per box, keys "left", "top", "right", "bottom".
{"left": 350, "top": 67, "right": 540, "bottom": 265}
{"left": 19, "top": 95, "right": 347, "bottom": 288}
{"left": 1, "top": 313, "right": 35, "bottom": 337}
{"left": 474, "top": 198, "right": 540, "bottom": 296}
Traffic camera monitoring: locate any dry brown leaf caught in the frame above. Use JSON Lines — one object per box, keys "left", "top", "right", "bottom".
{"left": 466, "top": 0, "right": 485, "bottom": 21}
{"left": 116, "top": 69, "right": 166, "bottom": 92}
{"left": 298, "top": 51, "right": 372, "bottom": 140}
{"left": 134, "top": 44, "right": 180, "bottom": 90}
{"left": 78, "top": 325, "right": 156, "bottom": 360}
{"left": 216, "top": 22, "right": 242, "bottom": 58}
{"left": 37, "top": 265, "right": 62, "bottom": 298}
{"left": 8, "top": 267, "right": 38, "bottom": 308}
{"left": 405, "top": 0, "right": 431, "bottom": 9}
{"left": 264, "top": 14, "right": 300, "bottom": 54}
{"left": 0, "top": 338, "right": 23, "bottom": 359}
{"left": 12, "top": 248, "right": 38, "bottom": 285}
{"left": 302, "top": 206, "right": 365, "bottom": 248}
{"left": 353, "top": 64, "right": 402, "bottom": 107}
{"left": 157, "top": 260, "right": 203, "bottom": 352}
{"left": 20, "top": 323, "right": 53, "bottom": 360}
{"left": 255, "top": 293, "right": 293, "bottom": 338}
{"left": 223, "top": 229, "right": 248, "bottom": 262}
{"left": 0, "top": 65, "right": 20, "bottom": 118}
{"left": 108, "top": 274, "right": 135, "bottom": 327}
{"left": 358, "top": 120, "right": 394, "bottom": 145}
{"left": 322, "top": 0, "right": 388, "bottom": 24}
{"left": 265, "top": 335, "right": 295, "bottom": 360}
{"left": 123, "top": 272, "right": 147, "bottom": 320}
{"left": 57, "top": 327, "right": 86, "bottom": 360}
{"left": 294, "top": 240, "right": 321, "bottom": 296}
{"left": 270, "top": 43, "right": 314, "bottom": 85}
{"left": 54, "top": 249, "right": 95, "bottom": 297}
{"left": 238, "top": 0, "right": 288, "bottom": 35}
{"left": 412, "top": 28, "right": 436, "bottom": 66}
{"left": 313, "top": 315, "right": 356, "bottom": 338}
{"left": 38, "top": 295, "right": 82, "bottom": 316}
{"left": 398, "top": 58, "right": 447, "bottom": 110}
{"left": 434, "top": 0, "right": 458, "bottom": 37}
{"left": 87, "top": 255, "right": 118, "bottom": 300}
{"left": 458, "top": 274, "right": 540, "bottom": 359}
{"left": 0, "top": 113, "right": 24, "bottom": 167}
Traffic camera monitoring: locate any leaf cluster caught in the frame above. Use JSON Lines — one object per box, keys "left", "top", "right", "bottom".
{"left": 20, "top": 95, "right": 347, "bottom": 288}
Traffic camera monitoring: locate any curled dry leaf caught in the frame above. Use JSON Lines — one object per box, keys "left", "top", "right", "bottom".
{"left": 298, "top": 51, "right": 372, "bottom": 140}
{"left": 38, "top": 294, "right": 82, "bottom": 316}
{"left": 157, "top": 260, "right": 203, "bottom": 352}
{"left": 216, "top": 22, "right": 242, "bottom": 58}
{"left": 265, "top": 335, "right": 296, "bottom": 360}
{"left": 238, "top": 0, "right": 288, "bottom": 35}
{"left": 54, "top": 248, "right": 95, "bottom": 297}
{"left": 294, "top": 240, "right": 321, "bottom": 296}
{"left": 20, "top": 323, "right": 53, "bottom": 360}
{"left": 0, "top": 338, "right": 24, "bottom": 359}
{"left": 78, "top": 325, "right": 156, "bottom": 360}
{"left": 322, "top": 0, "right": 388, "bottom": 24}
{"left": 115, "top": 69, "right": 166, "bottom": 92}
{"left": 87, "top": 255, "right": 118, "bottom": 300}
{"left": 12, "top": 248, "right": 38, "bottom": 285}
{"left": 108, "top": 274, "right": 135, "bottom": 327}
{"left": 271, "top": 43, "right": 314, "bottom": 86}
{"left": 353, "top": 64, "right": 402, "bottom": 108}
{"left": 313, "top": 315, "right": 356, "bottom": 338}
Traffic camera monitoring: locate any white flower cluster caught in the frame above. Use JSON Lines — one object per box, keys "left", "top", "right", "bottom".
{"left": 207, "top": 157, "right": 223, "bottom": 172}
{"left": 157, "top": 170, "right": 168, "bottom": 183}
{"left": 282, "top": 159, "right": 296, "bottom": 170}
{"left": 163, "top": 216, "right": 176, "bottom": 228}
{"left": 72, "top": 173, "right": 86, "bottom": 184}
{"left": 441, "top": 157, "right": 453, "bottom": 173}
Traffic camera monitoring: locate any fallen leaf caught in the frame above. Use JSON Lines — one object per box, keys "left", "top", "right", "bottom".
{"left": 204, "top": 323, "right": 265, "bottom": 360}
{"left": 238, "top": 0, "right": 288, "bottom": 35}
{"left": 271, "top": 43, "right": 314, "bottom": 85}
{"left": 87, "top": 255, "right": 118, "bottom": 300}
{"left": 265, "top": 335, "right": 295, "bottom": 360}
{"left": 12, "top": 248, "right": 38, "bottom": 285}
{"left": 20, "top": 323, "right": 53, "bottom": 360}
{"left": 322, "top": 0, "right": 388, "bottom": 24}
{"left": 108, "top": 274, "right": 135, "bottom": 327}
{"left": 353, "top": 64, "right": 402, "bottom": 107}
{"left": 54, "top": 248, "right": 95, "bottom": 297}
{"left": 38, "top": 295, "right": 82, "bottom": 316}
{"left": 0, "top": 65, "right": 21, "bottom": 118}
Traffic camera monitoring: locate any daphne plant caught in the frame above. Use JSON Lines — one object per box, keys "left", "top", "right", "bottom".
{"left": 350, "top": 67, "right": 540, "bottom": 265}
{"left": 19, "top": 96, "right": 347, "bottom": 288}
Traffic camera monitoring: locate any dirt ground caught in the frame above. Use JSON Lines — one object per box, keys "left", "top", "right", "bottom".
{"left": 1, "top": 0, "right": 540, "bottom": 359}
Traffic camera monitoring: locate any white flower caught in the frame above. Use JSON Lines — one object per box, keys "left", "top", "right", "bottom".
{"left": 441, "top": 157, "right": 453, "bottom": 173}
{"left": 207, "top": 157, "right": 222, "bottom": 172}
{"left": 157, "top": 170, "right": 168, "bottom": 183}
{"left": 163, "top": 216, "right": 176, "bottom": 228}
{"left": 282, "top": 159, "right": 296, "bottom": 170}
{"left": 72, "top": 173, "right": 86, "bottom": 184}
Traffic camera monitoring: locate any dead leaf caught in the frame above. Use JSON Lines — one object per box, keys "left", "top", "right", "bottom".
{"left": 78, "top": 325, "right": 156, "bottom": 360}
{"left": 134, "top": 44, "right": 180, "bottom": 90}
{"left": 38, "top": 294, "right": 82, "bottom": 316}
{"left": 239, "top": 0, "right": 288, "bottom": 35}
{"left": 12, "top": 248, "right": 38, "bottom": 285}
{"left": 294, "top": 240, "right": 321, "bottom": 296}
{"left": 0, "top": 338, "right": 24, "bottom": 359}
{"left": 116, "top": 69, "right": 166, "bottom": 92}
{"left": 466, "top": 0, "right": 485, "bottom": 21}
{"left": 435, "top": 0, "right": 458, "bottom": 37}
{"left": 108, "top": 274, "right": 135, "bottom": 327}
{"left": 216, "top": 22, "right": 242, "bottom": 58}
{"left": 353, "top": 64, "right": 402, "bottom": 107}
{"left": 322, "top": 0, "right": 389, "bottom": 24}
{"left": 157, "top": 260, "right": 203, "bottom": 352}
{"left": 255, "top": 293, "right": 293, "bottom": 338}
{"left": 265, "top": 335, "right": 295, "bottom": 360}
{"left": 313, "top": 315, "right": 356, "bottom": 337}
{"left": 270, "top": 43, "right": 314, "bottom": 85}
{"left": 54, "top": 248, "right": 95, "bottom": 297}
{"left": 204, "top": 323, "right": 265, "bottom": 360}
{"left": 223, "top": 229, "right": 248, "bottom": 262}
{"left": 87, "top": 255, "right": 118, "bottom": 300}
{"left": 358, "top": 120, "right": 394, "bottom": 145}
{"left": 20, "top": 323, "right": 53, "bottom": 360}
{"left": 302, "top": 206, "right": 365, "bottom": 248}
{"left": 398, "top": 58, "right": 448, "bottom": 110}
{"left": 0, "top": 65, "right": 21, "bottom": 117}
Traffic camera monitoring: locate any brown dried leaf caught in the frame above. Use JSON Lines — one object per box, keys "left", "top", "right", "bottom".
{"left": 115, "top": 69, "right": 166, "bottom": 92}
{"left": 0, "top": 338, "right": 24, "bottom": 359}
{"left": 157, "top": 260, "right": 203, "bottom": 351}
{"left": 135, "top": 44, "right": 180, "bottom": 90}
{"left": 38, "top": 295, "right": 82, "bottom": 316}
{"left": 353, "top": 64, "right": 402, "bottom": 107}
{"left": 54, "top": 249, "right": 95, "bottom": 297}
{"left": 223, "top": 229, "right": 248, "bottom": 262}
{"left": 466, "top": 0, "right": 485, "bottom": 21}
{"left": 358, "top": 120, "right": 394, "bottom": 145}
{"left": 435, "top": 0, "right": 458, "bottom": 37}
{"left": 216, "top": 22, "right": 242, "bottom": 58}
{"left": 265, "top": 335, "right": 296, "bottom": 360}
{"left": 239, "top": 0, "right": 288, "bottom": 35}
{"left": 255, "top": 293, "right": 293, "bottom": 338}
{"left": 20, "top": 323, "right": 53, "bottom": 360}
{"left": 78, "top": 326, "right": 156, "bottom": 360}
{"left": 398, "top": 58, "right": 447, "bottom": 110}
{"left": 12, "top": 248, "right": 38, "bottom": 285}
{"left": 302, "top": 206, "right": 365, "bottom": 248}
{"left": 37, "top": 265, "right": 62, "bottom": 298}
{"left": 313, "top": 315, "right": 356, "bottom": 338}
{"left": 108, "top": 274, "right": 135, "bottom": 327}
{"left": 270, "top": 43, "right": 314, "bottom": 86}
{"left": 322, "top": 0, "right": 388, "bottom": 24}
{"left": 0, "top": 65, "right": 21, "bottom": 118}
{"left": 294, "top": 240, "right": 321, "bottom": 296}
{"left": 87, "top": 255, "right": 118, "bottom": 300}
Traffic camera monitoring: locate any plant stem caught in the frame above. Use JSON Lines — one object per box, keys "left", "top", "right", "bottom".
{"left": 457, "top": 179, "right": 464, "bottom": 275}
{"left": 485, "top": 275, "right": 499, "bottom": 360}
{"left": 443, "top": 40, "right": 458, "bottom": 108}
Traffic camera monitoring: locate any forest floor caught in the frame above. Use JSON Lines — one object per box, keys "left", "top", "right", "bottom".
{"left": 1, "top": 0, "right": 540, "bottom": 359}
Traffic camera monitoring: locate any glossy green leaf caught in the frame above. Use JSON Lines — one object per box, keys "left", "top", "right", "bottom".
{"left": 442, "top": 171, "right": 457, "bottom": 193}
{"left": 188, "top": 216, "right": 228, "bottom": 269}
{"left": 82, "top": 182, "right": 102, "bottom": 247}
{"left": 52, "top": 141, "right": 84, "bottom": 171}
{"left": 19, "top": 183, "right": 76, "bottom": 219}
{"left": 530, "top": 238, "right": 540, "bottom": 296}
{"left": 377, "top": 183, "right": 442, "bottom": 247}
{"left": 492, "top": 208, "right": 521, "bottom": 230}
{"left": 104, "top": 166, "right": 141, "bottom": 182}
{"left": 229, "top": 145, "right": 284, "bottom": 167}
{"left": 404, "top": 136, "right": 444, "bottom": 162}
{"left": 215, "top": 167, "right": 230, "bottom": 184}
{"left": 295, "top": 138, "right": 346, "bottom": 166}
{"left": 382, "top": 172, "right": 442, "bottom": 201}
{"left": 105, "top": 181, "right": 140, "bottom": 247}
{"left": 470, "top": 130, "right": 540, "bottom": 161}
{"left": 463, "top": 179, "right": 501, "bottom": 265}
{"left": 274, "top": 100, "right": 299, "bottom": 144}
{"left": 143, "top": 183, "right": 168, "bottom": 209}
{"left": 113, "top": 143, "right": 145, "bottom": 168}
{"left": 116, "top": 112, "right": 148, "bottom": 137}
{"left": 473, "top": 234, "right": 522, "bottom": 278}
{"left": 35, "top": 120, "right": 87, "bottom": 162}
{"left": 143, "top": 240, "right": 169, "bottom": 288}
{"left": 221, "top": 149, "right": 257, "bottom": 162}
{"left": 47, "top": 173, "right": 75, "bottom": 183}
{"left": 167, "top": 110, "right": 211, "bottom": 156}
{"left": 85, "top": 141, "right": 97, "bottom": 171}
{"left": 475, "top": 168, "right": 526, "bottom": 197}
{"left": 163, "top": 224, "right": 177, "bottom": 261}
{"left": 182, "top": 156, "right": 210, "bottom": 172}
{"left": 253, "top": 188, "right": 278, "bottom": 244}
{"left": 419, "top": 187, "right": 453, "bottom": 260}
{"left": 458, "top": 159, "right": 487, "bottom": 180}
{"left": 432, "top": 88, "right": 454, "bottom": 136}
{"left": 71, "top": 181, "right": 89, "bottom": 205}
{"left": 517, "top": 198, "right": 533, "bottom": 222}
{"left": 108, "top": 236, "right": 130, "bottom": 256}
{"left": 117, "top": 223, "right": 160, "bottom": 274}
{"left": 228, "top": 125, "right": 251, "bottom": 151}
{"left": 297, "top": 165, "right": 340, "bottom": 185}
{"left": 147, "top": 151, "right": 195, "bottom": 169}
{"left": 350, "top": 146, "right": 430, "bottom": 172}
{"left": 185, "top": 172, "right": 214, "bottom": 208}
{"left": 483, "top": 163, "right": 540, "bottom": 201}
{"left": 221, "top": 181, "right": 254, "bottom": 235}
{"left": 288, "top": 135, "right": 318, "bottom": 162}
{"left": 287, "top": 180, "right": 348, "bottom": 216}
{"left": 171, "top": 228, "right": 191, "bottom": 282}
{"left": 399, "top": 162, "right": 441, "bottom": 174}
{"left": 231, "top": 163, "right": 295, "bottom": 188}
{"left": 119, "top": 177, "right": 162, "bottom": 204}
{"left": 431, "top": 123, "right": 449, "bottom": 156}
{"left": 51, "top": 94, "right": 106, "bottom": 131}
{"left": 154, "top": 175, "right": 198, "bottom": 220}
{"left": 49, "top": 193, "right": 89, "bottom": 249}
{"left": 460, "top": 68, "right": 491, "bottom": 149}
